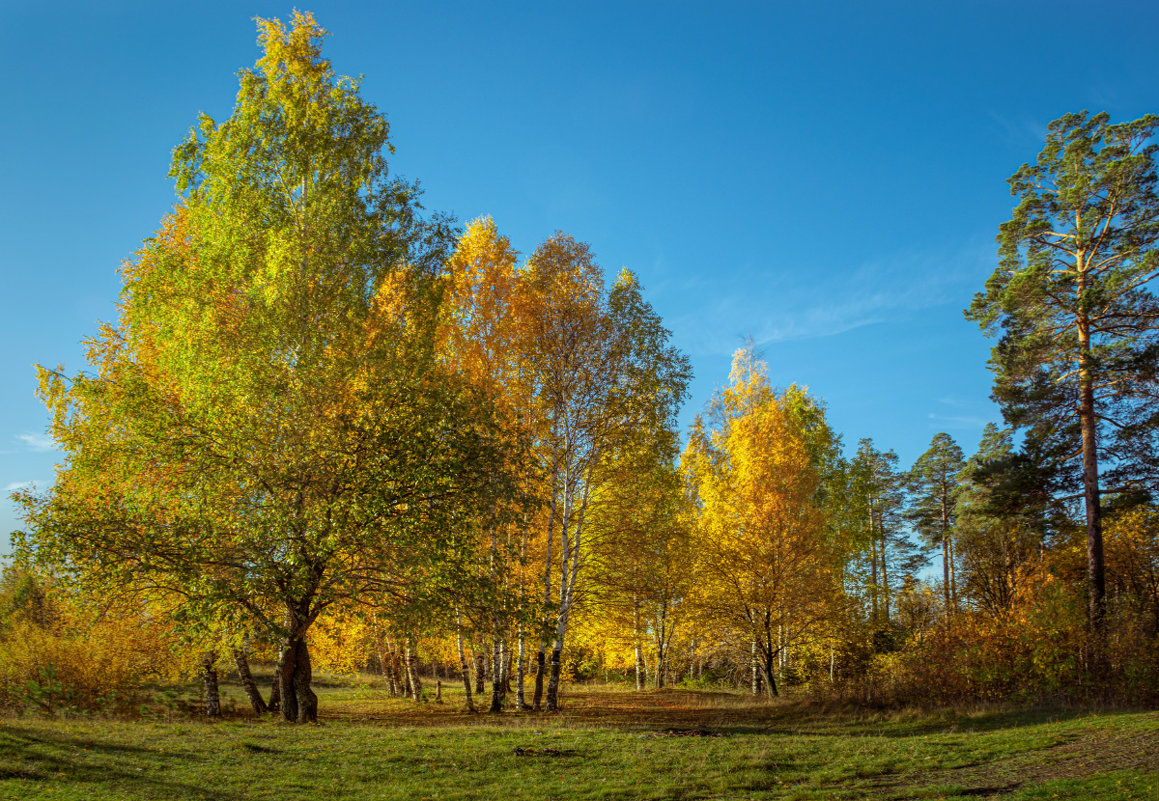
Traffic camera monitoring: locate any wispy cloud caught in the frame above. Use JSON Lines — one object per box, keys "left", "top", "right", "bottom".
{"left": 926, "top": 412, "right": 991, "bottom": 430}
{"left": 671, "top": 240, "right": 994, "bottom": 356}
{"left": 926, "top": 396, "right": 1000, "bottom": 433}
{"left": 16, "top": 433, "right": 57, "bottom": 452}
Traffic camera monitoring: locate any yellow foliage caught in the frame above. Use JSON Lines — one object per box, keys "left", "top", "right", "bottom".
{"left": 0, "top": 611, "right": 179, "bottom": 714}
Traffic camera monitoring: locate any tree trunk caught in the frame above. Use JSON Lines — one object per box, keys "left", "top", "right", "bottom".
{"left": 268, "top": 670, "right": 281, "bottom": 714}
{"left": 532, "top": 648, "right": 546, "bottom": 711}
{"left": 942, "top": 535, "right": 952, "bottom": 620}
{"left": 277, "top": 642, "right": 298, "bottom": 722}
{"left": 232, "top": 648, "right": 267, "bottom": 715}
{"left": 750, "top": 641, "right": 761, "bottom": 696}
{"left": 869, "top": 503, "right": 879, "bottom": 623}
{"left": 879, "top": 513, "right": 892, "bottom": 624}
{"left": 545, "top": 647, "right": 563, "bottom": 711}
{"left": 515, "top": 623, "right": 528, "bottom": 711}
{"left": 634, "top": 641, "right": 645, "bottom": 691}
{"left": 406, "top": 639, "right": 423, "bottom": 702}
{"left": 379, "top": 638, "right": 399, "bottom": 697}
{"left": 762, "top": 656, "right": 779, "bottom": 698}
{"left": 948, "top": 534, "right": 958, "bottom": 610}
{"left": 474, "top": 651, "right": 486, "bottom": 695}
{"left": 202, "top": 651, "right": 221, "bottom": 718}
{"left": 489, "top": 635, "right": 505, "bottom": 713}
{"left": 400, "top": 652, "right": 411, "bottom": 697}
{"left": 455, "top": 611, "right": 475, "bottom": 713}
{"left": 634, "top": 598, "right": 645, "bottom": 691}
{"left": 291, "top": 637, "right": 318, "bottom": 723}
{"left": 1077, "top": 301, "right": 1106, "bottom": 631}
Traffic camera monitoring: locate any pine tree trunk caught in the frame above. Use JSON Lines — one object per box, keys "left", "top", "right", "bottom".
{"left": 869, "top": 503, "right": 879, "bottom": 623}
{"left": 948, "top": 534, "right": 958, "bottom": 610}
{"left": 1077, "top": 268, "right": 1106, "bottom": 632}
{"left": 942, "top": 536, "right": 952, "bottom": 620}
{"left": 879, "top": 514, "right": 892, "bottom": 624}
{"left": 202, "top": 651, "right": 221, "bottom": 718}
{"left": 232, "top": 648, "right": 267, "bottom": 715}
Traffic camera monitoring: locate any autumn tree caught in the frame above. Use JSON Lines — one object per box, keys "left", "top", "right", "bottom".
{"left": 967, "top": 111, "right": 1159, "bottom": 631}
{"left": 438, "top": 217, "right": 538, "bottom": 712}
{"left": 516, "top": 241, "right": 690, "bottom": 711}
{"left": 15, "top": 13, "right": 515, "bottom": 722}
{"left": 587, "top": 449, "right": 694, "bottom": 690}
{"left": 685, "top": 348, "right": 838, "bottom": 696}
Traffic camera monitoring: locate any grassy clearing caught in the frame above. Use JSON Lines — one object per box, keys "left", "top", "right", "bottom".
{"left": 1, "top": 674, "right": 1155, "bottom": 800}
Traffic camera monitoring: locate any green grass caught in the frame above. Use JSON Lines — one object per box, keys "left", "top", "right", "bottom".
{"left": 1, "top": 675, "right": 1155, "bottom": 800}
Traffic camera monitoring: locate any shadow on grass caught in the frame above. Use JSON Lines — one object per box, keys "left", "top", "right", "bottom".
{"left": 0, "top": 724, "right": 230, "bottom": 799}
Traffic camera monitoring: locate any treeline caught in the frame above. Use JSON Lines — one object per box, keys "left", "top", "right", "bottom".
{"left": 3, "top": 13, "right": 1158, "bottom": 718}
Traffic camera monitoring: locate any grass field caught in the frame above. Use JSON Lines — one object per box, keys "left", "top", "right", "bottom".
{"left": 1, "top": 674, "right": 1155, "bottom": 800}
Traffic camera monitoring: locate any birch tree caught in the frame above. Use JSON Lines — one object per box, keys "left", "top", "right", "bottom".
{"left": 517, "top": 243, "right": 689, "bottom": 711}
{"left": 685, "top": 348, "right": 837, "bottom": 696}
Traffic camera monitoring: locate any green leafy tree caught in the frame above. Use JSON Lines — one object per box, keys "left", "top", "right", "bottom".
{"left": 850, "top": 439, "right": 915, "bottom": 630}
{"left": 14, "top": 13, "right": 512, "bottom": 722}
{"left": 906, "top": 433, "right": 966, "bottom": 618}
{"left": 967, "top": 111, "right": 1159, "bottom": 630}
{"left": 954, "top": 424, "right": 1063, "bottom": 615}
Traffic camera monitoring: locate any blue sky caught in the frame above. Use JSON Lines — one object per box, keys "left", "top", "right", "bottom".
{"left": 2, "top": 1, "right": 1156, "bottom": 550}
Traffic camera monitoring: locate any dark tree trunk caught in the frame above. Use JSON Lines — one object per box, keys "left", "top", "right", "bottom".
{"left": 268, "top": 670, "right": 281, "bottom": 714}
{"left": 474, "top": 651, "right": 486, "bottom": 695}
{"left": 532, "top": 648, "right": 546, "bottom": 711}
{"left": 292, "top": 637, "right": 318, "bottom": 723}
{"left": 201, "top": 651, "right": 221, "bottom": 718}
{"left": 762, "top": 660, "right": 779, "bottom": 698}
{"left": 545, "top": 647, "right": 562, "bottom": 712}
{"left": 489, "top": 636, "right": 505, "bottom": 713}
{"left": 456, "top": 612, "right": 475, "bottom": 712}
{"left": 232, "top": 648, "right": 267, "bottom": 715}
{"left": 1078, "top": 322, "right": 1106, "bottom": 632}
{"left": 277, "top": 643, "right": 298, "bottom": 722}
{"left": 276, "top": 636, "right": 318, "bottom": 723}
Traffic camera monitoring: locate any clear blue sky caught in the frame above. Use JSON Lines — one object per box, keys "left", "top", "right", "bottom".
{"left": 2, "top": 1, "right": 1156, "bottom": 550}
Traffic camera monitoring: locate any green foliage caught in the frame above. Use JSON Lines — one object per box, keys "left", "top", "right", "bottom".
{"left": 967, "top": 110, "right": 1159, "bottom": 626}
